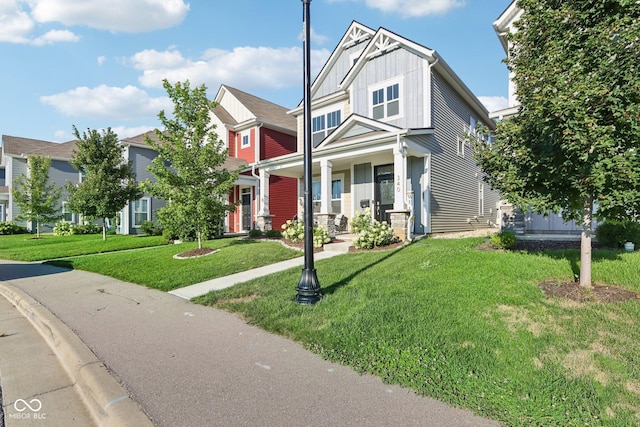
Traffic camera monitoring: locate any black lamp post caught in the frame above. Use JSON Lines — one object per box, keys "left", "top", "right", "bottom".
{"left": 295, "top": 0, "right": 322, "bottom": 304}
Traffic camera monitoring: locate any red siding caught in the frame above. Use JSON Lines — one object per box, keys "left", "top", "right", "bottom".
{"left": 228, "top": 130, "right": 236, "bottom": 157}
{"left": 237, "top": 129, "right": 256, "bottom": 163}
{"left": 228, "top": 191, "right": 238, "bottom": 232}
{"left": 261, "top": 128, "right": 296, "bottom": 160}
{"left": 269, "top": 175, "right": 297, "bottom": 229}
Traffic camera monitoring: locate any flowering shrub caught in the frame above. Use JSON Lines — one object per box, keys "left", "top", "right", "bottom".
{"left": 53, "top": 221, "right": 74, "bottom": 236}
{"left": 350, "top": 208, "right": 396, "bottom": 249}
{"left": 489, "top": 230, "right": 517, "bottom": 249}
{"left": 281, "top": 219, "right": 330, "bottom": 248}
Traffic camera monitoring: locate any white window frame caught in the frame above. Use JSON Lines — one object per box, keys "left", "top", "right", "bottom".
{"left": 312, "top": 107, "right": 342, "bottom": 146}
{"left": 312, "top": 173, "right": 344, "bottom": 213}
{"left": 61, "top": 201, "right": 76, "bottom": 223}
{"left": 241, "top": 133, "right": 250, "bottom": 148}
{"left": 368, "top": 76, "right": 403, "bottom": 121}
{"left": 478, "top": 182, "right": 485, "bottom": 216}
{"left": 457, "top": 136, "right": 465, "bottom": 158}
{"left": 133, "top": 197, "right": 151, "bottom": 228}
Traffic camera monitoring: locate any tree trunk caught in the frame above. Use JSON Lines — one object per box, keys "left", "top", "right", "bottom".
{"left": 36, "top": 218, "right": 40, "bottom": 239}
{"left": 102, "top": 218, "right": 107, "bottom": 241}
{"left": 197, "top": 226, "right": 202, "bottom": 249}
{"left": 579, "top": 197, "right": 593, "bottom": 288}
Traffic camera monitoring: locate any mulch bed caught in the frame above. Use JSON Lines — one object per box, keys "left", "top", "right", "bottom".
{"left": 348, "top": 240, "right": 405, "bottom": 252}
{"left": 478, "top": 239, "right": 638, "bottom": 304}
{"left": 174, "top": 247, "right": 219, "bottom": 259}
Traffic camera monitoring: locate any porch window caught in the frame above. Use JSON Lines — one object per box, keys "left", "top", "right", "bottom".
{"left": 133, "top": 198, "right": 150, "bottom": 228}
{"left": 331, "top": 179, "right": 342, "bottom": 213}
{"left": 370, "top": 78, "right": 402, "bottom": 120}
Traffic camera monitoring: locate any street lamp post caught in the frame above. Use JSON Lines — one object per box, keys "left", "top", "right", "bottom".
{"left": 295, "top": 0, "right": 322, "bottom": 304}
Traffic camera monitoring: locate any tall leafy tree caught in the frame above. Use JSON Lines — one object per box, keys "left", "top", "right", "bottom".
{"left": 143, "top": 79, "right": 239, "bottom": 249}
{"left": 67, "top": 126, "right": 142, "bottom": 241}
{"left": 12, "top": 154, "right": 62, "bottom": 238}
{"left": 474, "top": 0, "right": 640, "bottom": 287}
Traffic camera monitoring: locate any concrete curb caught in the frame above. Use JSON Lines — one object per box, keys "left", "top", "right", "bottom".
{"left": 0, "top": 282, "right": 154, "bottom": 427}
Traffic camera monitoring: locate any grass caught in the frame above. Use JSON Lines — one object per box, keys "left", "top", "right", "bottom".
{"left": 0, "top": 233, "right": 168, "bottom": 261}
{"left": 194, "top": 237, "right": 640, "bottom": 426}
{"left": 45, "top": 237, "right": 302, "bottom": 291}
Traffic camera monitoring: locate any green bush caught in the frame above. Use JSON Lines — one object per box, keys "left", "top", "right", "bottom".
{"left": 350, "top": 208, "right": 396, "bottom": 249}
{"left": 140, "top": 220, "right": 162, "bottom": 236}
{"left": 248, "top": 229, "right": 263, "bottom": 238}
{"left": 53, "top": 221, "right": 74, "bottom": 236}
{"left": 72, "top": 223, "right": 101, "bottom": 235}
{"left": 490, "top": 230, "right": 518, "bottom": 249}
{"left": 281, "top": 219, "right": 330, "bottom": 248}
{"left": 0, "top": 222, "right": 28, "bottom": 235}
{"left": 596, "top": 220, "right": 640, "bottom": 248}
{"left": 265, "top": 229, "right": 281, "bottom": 239}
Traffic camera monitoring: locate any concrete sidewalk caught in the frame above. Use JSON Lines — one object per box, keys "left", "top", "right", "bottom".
{"left": 0, "top": 260, "right": 499, "bottom": 427}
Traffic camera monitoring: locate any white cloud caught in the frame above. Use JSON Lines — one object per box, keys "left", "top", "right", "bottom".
{"left": 133, "top": 46, "right": 331, "bottom": 93}
{"left": 111, "top": 125, "right": 157, "bottom": 139}
{"left": 478, "top": 96, "right": 509, "bottom": 113}
{"left": 97, "top": 55, "right": 106, "bottom": 65}
{"left": 30, "top": 0, "right": 190, "bottom": 33}
{"left": 40, "top": 85, "right": 172, "bottom": 120}
{"left": 0, "top": 0, "right": 34, "bottom": 43}
{"left": 327, "top": 0, "right": 465, "bottom": 17}
{"left": 32, "top": 29, "right": 80, "bottom": 45}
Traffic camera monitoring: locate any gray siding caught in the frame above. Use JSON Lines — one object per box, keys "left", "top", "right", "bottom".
{"left": 127, "top": 146, "right": 165, "bottom": 234}
{"left": 315, "top": 40, "right": 368, "bottom": 99}
{"left": 350, "top": 49, "right": 425, "bottom": 128}
{"left": 10, "top": 157, "right": 28, "bottom": 222}
{"left": 427, "top": 71, "right": 500, "bottom": 234}
{"left": 353, "top": 162, "right": 373, "bottom": 209}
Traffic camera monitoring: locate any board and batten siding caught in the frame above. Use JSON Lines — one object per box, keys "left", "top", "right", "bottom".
{"left": 350, "top": 48, "right": 426, "bottom": 129}
{"left": 428, "top": 71, "right": 500, "bottom": 234}
{"left": 314, "top": 40, "right": 368, "bottom": 100}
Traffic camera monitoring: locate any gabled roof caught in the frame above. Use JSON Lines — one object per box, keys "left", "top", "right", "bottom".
{"left": 211, "top": 104, "right": 237, "bottom": 127}
{"left": 215, "top": 85, "right": 296, "bottom": 131}
{"left": 120, "top": 130, "right": 158, "bottom": 147}
{"left": 316, "top": 113, "right": 403, "bottom": 150}
{"left": 1, "top": 135, "right": 77, "bottom": 159}
{"left": 309, "top": 21, "right": 375, "bottom": 100}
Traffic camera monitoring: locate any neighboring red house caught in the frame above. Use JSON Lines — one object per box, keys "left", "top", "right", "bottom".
{"left": 211, "top": 85, "right": 298, "bottom": 232}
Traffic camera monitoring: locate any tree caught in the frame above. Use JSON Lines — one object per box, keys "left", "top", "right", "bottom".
{"left": 12, "top": 154, "right": 62, "bottom": 238}
{"left": 67, "top": 126, "right": 142, "bottom": 241}
{"left": 473, "top": 0, "right": 640, "bottom": 287}
{"left": 143, "top": 80, "right": 240, "bottom": 249}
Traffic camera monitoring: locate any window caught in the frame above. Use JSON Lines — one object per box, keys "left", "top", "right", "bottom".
{"left": 62, "top": 202, "right": 75, "bottom": 223}
{"left": 457, "top": 136, "right": 465, "bottom": 157}
{"left": 242, "top": 134, "right": 250, "bottom": 147}
{"left": 312, "top": 110, "right": 341, "bottom": 146}
{"left": 331, "top": 179, "right": 342, "bottom": 213}
{"left": 478, "top": 182, "right": 485, "bottom": 216}
{"left": 133, "top": 198, "right": 150, "bottom": 227}
{"left": 370, "top": 78, "right": 402, "bottom": 120}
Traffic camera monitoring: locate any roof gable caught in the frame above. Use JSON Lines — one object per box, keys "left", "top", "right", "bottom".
{"left": 2, "top": 135, "right": 77, "bottom": 159}
{"left": 215, "top": 85, "right": 295, "bottom": 131}
{"left": 315, "top": 114, "right": 401, "bottom": 150}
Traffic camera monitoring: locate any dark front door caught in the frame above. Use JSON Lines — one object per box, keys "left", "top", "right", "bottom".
{"left": 241, "top": 193, "right": 251, "bottom": 230}
{"left": 374, "top": 164, "right": 394, "bottom": 223}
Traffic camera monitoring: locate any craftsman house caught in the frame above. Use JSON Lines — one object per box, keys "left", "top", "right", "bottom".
{"left": 210, "top": 85, "right": 298, "bottom": 233}
{"left": 252, "top": 22, "right": 500, "bottom": 240}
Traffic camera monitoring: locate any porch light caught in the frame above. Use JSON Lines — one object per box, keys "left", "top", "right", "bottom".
{"left": 295, "top": 0, "right": 322, "bottom": 304}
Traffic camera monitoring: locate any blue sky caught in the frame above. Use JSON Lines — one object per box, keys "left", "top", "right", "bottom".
{"left": 0, "top": 0, "right": 512, "bottom": 143}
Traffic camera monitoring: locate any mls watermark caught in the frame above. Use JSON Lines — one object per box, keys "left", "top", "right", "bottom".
{"left": 8, "top": 398, "right": 47, "bottom": 421}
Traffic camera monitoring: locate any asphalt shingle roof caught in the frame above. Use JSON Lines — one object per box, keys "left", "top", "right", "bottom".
{"left": 222, "top": 86, "right": 296, "bottom": 131}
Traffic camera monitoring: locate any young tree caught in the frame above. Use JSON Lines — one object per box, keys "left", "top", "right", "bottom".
{"left": 143, "top": 79, "right": 239, "bottom": 249}
{"left": 474, "top": 0, "right": 640, "bottom": 287}
{"left": 67, "top": 127, "right": 142, "bottom": 241}
{"left": 12, "top": 154, "right": 62, "bottom": 238}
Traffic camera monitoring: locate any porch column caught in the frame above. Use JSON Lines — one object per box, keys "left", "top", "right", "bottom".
{"left": 258, "top": 169, "right": 270, "bottom": 216}
{"left": 320, "top": 159, "right": 332, "bottom": 214}
{"left": 393, "top": 144, "right": 407, "bottom": 211}
{"left": 257, "top": 169, "right": 272, "bottom": 231}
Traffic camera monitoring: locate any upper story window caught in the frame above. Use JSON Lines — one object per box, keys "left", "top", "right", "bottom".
{"left": 369, "top": 77, "right": 403, "bottom": 121}
{"left": 312, "top": 109, "right": 341, "bottom": 147}
{"left": 241, "top": 134, "right": 250, "bottom": 147}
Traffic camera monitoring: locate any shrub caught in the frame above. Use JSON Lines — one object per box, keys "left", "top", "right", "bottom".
{"left": 72, "top": 223, "right": 101, "bottom": 235}
{"left": 0, "top": 222, "right": 28, "bottom": 235}
{"left": 53, "top": 221, "right": 74, "bottom": 236}
{"left": 350, "top": 208, "right": 396, "bottom": 249}
{"left": 490, "top": 230, "right": 518, "bottom": 249}
{"left": 265, "top": 229, "right": 282, "bottom": 239}
{"left": 140, "top": 220, "right": 162, "bottom": 236}
{"left": 281, "top": 219, "right": 330, "bottom": 248}
{"left": 248, "top": 229, "right": 263, "bottom": 239}
{"left": 596, "top": 220, "right": 640, "bottom": 248}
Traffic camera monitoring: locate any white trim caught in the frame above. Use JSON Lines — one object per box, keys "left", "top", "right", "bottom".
{"left": 132, "top": 197, "right": 151, "bottom": 228}
{"left": 368, "top": 76, "right": 404, "bottom": 122}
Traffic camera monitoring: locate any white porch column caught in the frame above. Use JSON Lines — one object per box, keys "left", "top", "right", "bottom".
{"left": 393, "top": 143, "right": 407, "bottom": 211}
{"left": 320, "top": 159, "right": 333, "bottom": 214}
{"left": 258, "top": 169, "right": 270, "bottom": 216}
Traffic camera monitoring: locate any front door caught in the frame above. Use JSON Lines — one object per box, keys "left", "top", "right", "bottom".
{"left": 374, "top": 164, "right": 394, "bottom": 224}
{"left": 241, "top": 191, "right": 252, "bottom": 230}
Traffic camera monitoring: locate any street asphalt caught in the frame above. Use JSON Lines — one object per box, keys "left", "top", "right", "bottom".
{"left": 0, "top": 259, "right": 500, "bottom": 427}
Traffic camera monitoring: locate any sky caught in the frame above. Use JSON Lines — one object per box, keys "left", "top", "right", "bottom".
{"left": 0, "top": 0, "right": 513, "bottom": 143}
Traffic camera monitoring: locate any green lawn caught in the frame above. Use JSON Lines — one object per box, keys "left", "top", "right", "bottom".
{"left": 46, "top": 238, "right": 302, "bottom": 291}
{"left": 195, "top": 237, "right": 640, "bottom": 426}
{"left": 0, "top": 233, "right": 167, "bottom": 261}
